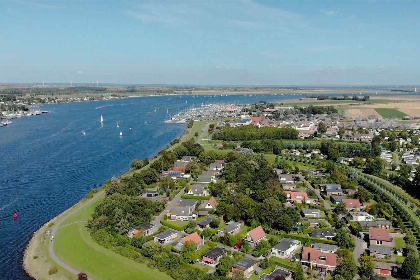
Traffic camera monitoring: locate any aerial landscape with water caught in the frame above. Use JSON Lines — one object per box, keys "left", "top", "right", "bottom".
{"left": 2, "top": 1, "right": 420, "bottom": 280}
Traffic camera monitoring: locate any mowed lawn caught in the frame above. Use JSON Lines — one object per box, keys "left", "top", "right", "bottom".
{"left": 54, "top": 194, "right": 173, "bottom": 280}
{"left": 374, "top": 108, "right": 407, "bottom": 118}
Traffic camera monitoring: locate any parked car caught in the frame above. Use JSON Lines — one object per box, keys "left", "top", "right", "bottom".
{"left": 234, "top": 241, "right": 241, "bottom": 249}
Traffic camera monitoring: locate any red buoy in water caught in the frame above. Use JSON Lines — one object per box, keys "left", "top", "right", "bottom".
{"left": 13, "top": 213, "right": 18, "bottom": 220}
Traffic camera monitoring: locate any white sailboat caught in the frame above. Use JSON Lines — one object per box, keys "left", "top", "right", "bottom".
{"left": 119, "top": 131, "right": 123, "bottom": 137}
{"left": 100, "top": 115, "right": 104, "bottom": 123}
{"left": 117, "top": 121, "right": 119, "bottom": 128}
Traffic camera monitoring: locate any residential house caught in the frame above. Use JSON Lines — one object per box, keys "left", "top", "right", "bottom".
{"left": 209, "top": 162, "right": 224, "bottom": 171}
{"left": 271, "top": 238, "right": 301, "bottom": 258}
{"left": 278, "top": 174, "right": 295, "bottom": 184}
{"left": 284, "top": 191, "right": 308, "bottom": 204}
{"left": 282, "top": 184, "right": 296, "bottom": 190}
{"left": 196, "top": 175, "right": 215, "bottom": 184}
{"left": 196, "top": 215, "right": 216, "bottom": 230}
{"left": 359, "top": 220, "right": 392, "bottom": 229}
{"left": 369, "top": 228, "right": 393, "bottom": 246}
{"left": 311, "top": 243, "right": 339, "bottom": 253}
{"left": 187, "top": 184, "right": 209, "bottom": 196}
{"left": 370, "top": 246, "right": 393, "bottom": 260}
{"left": 342, "top": 199, "right": 361, "bottom": 211}
{"left": 173, "top": 161, "right": 188, "bottom": 173}
{"left": 320, "top": 184, "right": 343, "bottom": 196}
{"left": 310, "top": 230, "right": 336, "bottom": 240}
{"left": 144, "top": 190, "right": 159, "bottom": 198}
{"left": 349, "top": 212, "right": 374, "bottom": 222}
{"left": 218, "top": 222, "right": 241, "bottom": 236}
{"left": 168, "top": 199, "right": 197, "bottom": 221}
{"left": 302, "top": 246, "right": 337, "bottom": 272}
{"left": 174, "top": 232, "right": 204, "bottom": 251}
{"left": 256, "top": 267, "right": 293, "bottom": 280}
{"left": 202, "top": 247, "right": 228, "bottom": 264}
{"left": 128, "top": 223, "right": 155, "bottom": 238}
{"left": 302, "top": 208, "right": 321, "bottom": 218}
{"left": 231, "top": 257, "right": 259, "bottom": 278}
{"left": 199, "top": 196, "right": 218, "bottom": 210}
{"left": 201, "top": 170, "right": 218, "bottom": 178}
{"left": 301, "top": 219, "right": 329, "bottom": 228}
{"left": 245, "top": 226, "right": 267, "bottom": 247}
{"left": 153, "top": 229, "right": 179, "bottom": 244}
{"left": 374, "top": 262, "right": 396, "bottom": 276}
{"left": 162, "top": 170, "right": 182, "bottom": 179}
{"left": 181, "top": 156, "right": 196, "bottom": 162}
{"left": 330, "top": 195, "right": 347, "bottom": 204}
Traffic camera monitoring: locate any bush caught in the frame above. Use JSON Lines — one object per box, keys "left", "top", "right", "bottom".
{"left": 48, "top": 267, "right": 58, "bottom": 275}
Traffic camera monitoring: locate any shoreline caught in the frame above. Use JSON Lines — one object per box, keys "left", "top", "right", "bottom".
{"left": 22, "top": 120, "right": 197, "bottom": 280}
{"left": 23, "top": 195, "right": 91, "bottom": 280}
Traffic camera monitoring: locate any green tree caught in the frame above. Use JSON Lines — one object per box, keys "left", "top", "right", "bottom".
{"left": 334, "top": 254, "right": 357, "bottom": 280}
{"left": 318, "top": 122, "right": 327, "bottom": 134}
{"left": 215, "top": 255, "right": 233, "bottom": 277}
{"left": 181, "top": 241, "right": 197, "bottom": 263}
{"left": 364, "top": 157, "right": 384, "bottom": 176}
{"left": 402, "top": 255, "right": 420, "bottom": 279}
{"left": 131, "top": 235, "right": 146, "bottom": 249}
{"left": 294, "top": 262, "right": 305, "bottom": 280}
{"left": 356, "top": 187, "right": 370, "bottom": 203}
{"left": 336, "top": 228, "right": 353, "bottom": 249}
{"left": 358, "top": 253, "right": 375, "bottom": 279}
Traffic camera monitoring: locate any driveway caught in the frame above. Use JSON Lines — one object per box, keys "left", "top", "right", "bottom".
{"left": 151, "top": 188, "right": 185, "bottom": 229}
{"left": 308, "top": 184, "right": 333, "bottom": 210}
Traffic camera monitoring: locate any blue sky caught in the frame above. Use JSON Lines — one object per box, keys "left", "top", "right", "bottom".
{"left": 1, "top": 0, "right": 419, "bottom": 85}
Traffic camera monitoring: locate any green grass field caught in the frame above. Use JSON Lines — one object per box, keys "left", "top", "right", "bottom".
{"left": 374, "top": 108, "right": 407, "bottom": 118}
{"left": 394, "top": 237, "right": 406, "bottom": 249}
{"left": 54, "top": 194, "right": 173, "bottom": 280}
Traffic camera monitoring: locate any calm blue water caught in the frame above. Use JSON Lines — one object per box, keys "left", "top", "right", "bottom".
{"left": 0, "top": 93, "right": 414, "bottom": 279}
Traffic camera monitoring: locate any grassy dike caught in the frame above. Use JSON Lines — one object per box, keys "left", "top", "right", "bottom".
{"left": 23, "top": 121, "right": 208, "bottom": 280}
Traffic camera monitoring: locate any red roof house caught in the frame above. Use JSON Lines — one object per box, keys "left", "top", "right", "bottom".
{"left": 284, "top": 191, "right": 308, "bottom": 203}
{"left": 302, "top": 247, "right": 337, "bottom": 271}
{"left": 342, "top": 199, "right": 361, "bottom": 210}
{"left": 245, "top": 226, "right": 266, "bottom": 246}
{"left": 369, "top": 227, "right": 392, "bottom": 246}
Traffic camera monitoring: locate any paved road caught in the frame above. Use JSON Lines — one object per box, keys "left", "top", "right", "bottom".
{"left": 198, "top": 123, "right": 211, "bottom": 144}
{"left": 308, "top": 184, "right": 333, "bottom": 210}
{"left": 151, "top": 188, "right": 185, "bottom": 229}
{"left": 353, "top": 236, "right": 365, "bottom": 264}
{"left": 353, "top": 234, "right": 366, "bottom": 280}
{"left": 49, "top": 191, "right": 104, "bottom": 279}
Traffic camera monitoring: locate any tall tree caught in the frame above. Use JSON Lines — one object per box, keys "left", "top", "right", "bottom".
{"left": 358, "top": 253, "right": 375, "bottom": 279}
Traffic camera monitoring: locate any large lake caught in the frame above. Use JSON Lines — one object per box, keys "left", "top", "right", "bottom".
{"left": 0, "top": 93, "right": 407, "bottom": 279}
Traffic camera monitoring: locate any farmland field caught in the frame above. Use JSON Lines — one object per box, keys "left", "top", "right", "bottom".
{"left": 374, "top": 108, "right": 407, "bottom": 118}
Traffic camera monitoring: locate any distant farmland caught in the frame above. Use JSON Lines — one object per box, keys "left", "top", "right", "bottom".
{"left": 374, "top": 108, "right": 408, "bottom": 118}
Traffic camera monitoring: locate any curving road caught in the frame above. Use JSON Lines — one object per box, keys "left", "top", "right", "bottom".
{"left": 48, "top": 191, "right": 104, "bottom": 280}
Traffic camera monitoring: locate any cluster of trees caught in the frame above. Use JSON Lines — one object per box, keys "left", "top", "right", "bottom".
{"left": 296, "top": 105, "right": 338, "bottom": 115}
{"left": 314, "top": 94, "right": 370, "bottom": 101}
{"left": 241, "top": 139, "right": 284, "bottom": 154}
{"left": 213, "top": 125, "right": 298, "bottom": 141}
{"left": 320, "top": 140, "right": 380, "bottom": 161}
{"left": 217, "top": 196, "right": 300, "bottom": 233}
{"left": 88, "top": 193, "right": 165, "bottom": 234}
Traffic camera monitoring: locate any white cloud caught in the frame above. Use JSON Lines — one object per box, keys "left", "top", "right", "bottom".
{"left": 258, "top": 50, "right": 283, "bottom": 59}
{"left": 321, "top": 10, "right": 338, "bottom": 16}
{"left": 127, "top": 3, "right": 199, "bottom": 25}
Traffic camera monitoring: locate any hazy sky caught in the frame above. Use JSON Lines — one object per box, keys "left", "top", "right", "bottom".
{"left": 1, "top": 0, "right": 419, "bottom": 85}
